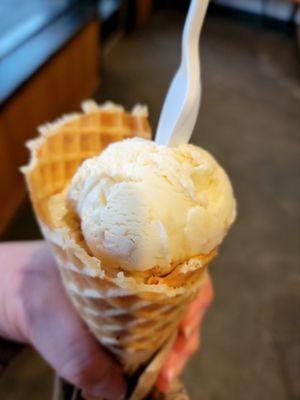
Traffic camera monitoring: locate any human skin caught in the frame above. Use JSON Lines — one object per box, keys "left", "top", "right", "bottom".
{"left": 0, "top": 241, "right": 212, "bottom": 399}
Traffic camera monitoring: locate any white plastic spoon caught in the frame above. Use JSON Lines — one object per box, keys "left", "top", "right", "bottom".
{"left": 155, "top": 0, "right": 210, "bottom": 147}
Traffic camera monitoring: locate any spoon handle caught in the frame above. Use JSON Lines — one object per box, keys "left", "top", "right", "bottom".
{"left": 182, "top": 0, "right": 210, "bottom": 56}
{"left": 155, "top": 0, "right": 210, "bottom": 147}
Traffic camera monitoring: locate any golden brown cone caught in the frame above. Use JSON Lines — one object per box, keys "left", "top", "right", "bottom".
{"left": 22, "top": 101, "right": 212, "bottom": 383}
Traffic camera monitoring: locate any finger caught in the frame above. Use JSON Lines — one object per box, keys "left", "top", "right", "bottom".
{"left": 180, "top": 308, "right": 205, "bottom": 339}
{"left": 180, "top": 278, "right": 214, "bottom": 331}
{"left": 157, "top": 329, "right": 200, "bottom": 393}
{"left": 18, "top": 245, "right": 126, "bottom": 400}
{"left": 156, "top": 373, "right": 171, "bottom": 394}
{"left": 156, "top": 352, "right": 194, "bottom": 394}
{"left": 172, "top": 331, "right": 189, "bottom": 354}
{"left": 181, "top": 278, "right": 214, "bottom": 326}
{"left": 156, "top": 281, "right": 213, "bottom": 394}
{"left": 156, "top": 347, "right": 178, "bottom": 393}
{"left": 181, "top": 328, "right": 200, "bottom": 358}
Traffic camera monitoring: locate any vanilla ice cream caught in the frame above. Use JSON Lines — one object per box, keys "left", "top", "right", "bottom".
{"left": 67, "top": 138, "right": 236, "bottom": 273}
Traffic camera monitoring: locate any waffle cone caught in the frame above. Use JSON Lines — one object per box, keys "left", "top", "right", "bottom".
{"left": 22, "top": 101, "right": 214, "bottom": 381}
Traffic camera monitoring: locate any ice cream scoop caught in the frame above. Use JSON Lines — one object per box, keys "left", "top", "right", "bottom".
{"left": 67, "top": 138, "right": 236, "bottom": 273}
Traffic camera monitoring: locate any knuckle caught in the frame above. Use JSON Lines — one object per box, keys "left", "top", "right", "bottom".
{"left": 58, "top": 353, "right": 94, "bottom": 387}
{"left": 59, "top": 354, "right": 87, "bottom": 383}
{"left": 56, "top": 342, "right": 111, "bottom": 392}
{"left": 56, "top": 339, "right": 92, "bottom": 383}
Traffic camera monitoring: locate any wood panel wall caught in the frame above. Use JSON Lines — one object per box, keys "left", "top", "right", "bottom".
{"left": 0, "top": 20, "right": 100, "bottom": 235}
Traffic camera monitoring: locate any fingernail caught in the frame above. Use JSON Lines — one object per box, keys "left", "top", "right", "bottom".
{"left": 183, "top": 326, "right": 192, "bottom": 338}
{"left": 167, "top": 367, "right": 175, "bottom": 384}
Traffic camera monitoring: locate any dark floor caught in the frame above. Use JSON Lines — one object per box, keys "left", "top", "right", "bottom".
{"left": 2, "top": 9, "right": 300, "bottom": 400}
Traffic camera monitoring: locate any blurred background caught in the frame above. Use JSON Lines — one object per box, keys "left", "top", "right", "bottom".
{"left": 0, "top": 0, "right": 299, "bottom": 399}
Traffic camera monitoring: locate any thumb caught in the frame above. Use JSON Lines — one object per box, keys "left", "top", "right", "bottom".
{"left": 18, "top": 244, "right": 126, "bottom": 400}
{"left": 50, "top": 326, "right": 126, "bottom": 400}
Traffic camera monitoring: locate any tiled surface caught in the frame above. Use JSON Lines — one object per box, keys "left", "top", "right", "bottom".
{"left": 2, "top": 9, "right": 300, "bottom": 400}
{"left": 0, "top": 348, "right": 53, "bottom": 400}
{"left": 96, "top": 13, "right": 300, "bottom": 398}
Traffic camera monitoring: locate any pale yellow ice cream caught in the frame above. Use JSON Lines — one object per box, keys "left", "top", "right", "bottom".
{"left": 67, "top": 138, "right": 236, "bottom": 273}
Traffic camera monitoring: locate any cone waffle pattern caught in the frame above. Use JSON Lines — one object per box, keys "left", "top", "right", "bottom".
{"left": 58, "top": 265, "right": 193, "bottom": 373}
{"left": 22, "top": 102, "right": 210, "bottom": 375}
